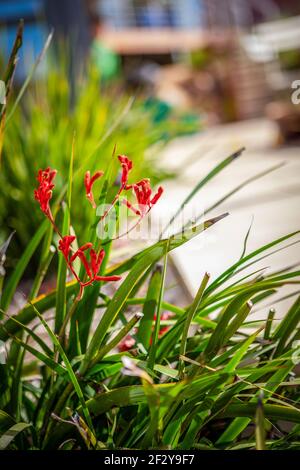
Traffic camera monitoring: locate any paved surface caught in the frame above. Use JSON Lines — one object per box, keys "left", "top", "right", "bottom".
{"left": 154, "top": 118, "right": 300, "bottom": 320}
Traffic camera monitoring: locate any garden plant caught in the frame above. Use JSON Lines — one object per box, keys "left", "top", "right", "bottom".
{"left": 1, "top": 22, "right": 300, "bottom": 452}
{"left": 0, "top": 21, "right": 198, "bottom": 262}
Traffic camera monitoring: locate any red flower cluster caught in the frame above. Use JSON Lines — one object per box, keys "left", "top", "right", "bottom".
{"left": 34, "top": 154, "right": 163, "bottom": 299}
{"left": 118, "top": 155, "right": 133, "bottom": 189}
{"left": 125, "top": 179, "right": 164, "bottom": 216}
{"left": 97, "top": 155, "right": 163, "bottom": 239}
{"left": 118, "top": 154, "right": 163, "bottom": 217}
{"left": 58, "top": 235, "right": 121, "bottom": 299}
{"left": 34, "top": 168, "right": 57, "bottom": 224}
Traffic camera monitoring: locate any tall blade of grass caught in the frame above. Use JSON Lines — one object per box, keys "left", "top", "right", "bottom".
{"left": 219, "top": 403, "right": 300, "bottom": 424}
{"left": 234, "top": 252, "right": 300, "bottom": 279}
{"left": 255, "top": 393, "right": 266, "bottom": 450}
{"left": 273, "top": 295, "right": 300, "bottom": 356}
{"left": 160, "top": 147, "right": 244, "bottom": 237}
{"left": 8, "top": 335, "right": 25, "bottom": 421}
{"left": 82, "top": 253, "right": 157, "bottom": 370}
{"left": 0, "top": 422, "right": 31, "bottom": 450}
{"left": 0, "top": 21, "right": 23, "bottom": 160}
{"left": 204, "top": 162, "right": 285, "bottom": 216}
{"left": 0, "top": 281, "right": 77, "bottom": 341}
{"left": 264, "top": 308, "right": 275, "bottom": 340}
{"left": 55, "top": 202, "right": 69, "bottom": 334}
{"left": 7, "top": 333, "right": 66, "bottom": 376}
{"left": 137, "top": 264, "right": 162, "bottom": 349}
{"left": 30, "top": 302, "right": 94, "bottom": 431}
{"left": 29, "top": 231, "right": 55, "bottom": 300}
{"left": 223, "top": 327, "right": 264, "bottom": 374}
{"left": 0, "top": 219, "right": 48, "bottom": 313}
{"left": 85, "top": 96, "right": 135, "bottom": 164}
{"left": 128, "top": 297, "right": 217, "bottom": 328}
{"left": 1, "top": 311, "right": 53, "bottom": 357}
{"left": 179, "top": 376, "right": 229, "bottom": 449}
{"left": 55, "top": 136, "right": 74, "bottom": 334}
{"left": 140, "top": 380, "right": 161, "bottom": 448}
{"left": 216, "top": 239, "right": 300, "bottom": 294}
{"left": 0, "top": 118, "right": 5, "bottom": 162}
{"left": 204, "top": 297, "right": 253, "bottom": 360}
{"left": 202, "top": 271, "right": 300, "bottom": 311}
{"left": 239, "top": 216, "right": 254, "bottom": 261}
{"left": 128, "top": 297, "right": 183, "bottom": 316}
{"left": 85, "top": 383, "right": 177, "bottom": 417}
{"left": 223, "top": 301, "right": 253, "bottom": 344}
{"left": 6, "top": 30, "right": 54, "bottom": 123}
{"left": 204, "top": 231, "right": 300, "bottom": 298}
{"left": 0, "top": 411, "right": 15, "bottom": 433}
{"left": 68, "top": 154, "right": 116, "bottom": 354}
{"left": 217, "top": 355, "right": 295, "bottom": 444}
{"left": 0, "top": 231, "right": 15, "bottom": 295}
{"left": 108, "top": 212, "right": 228, "bottom": 277}
{"left": 178, "top": 272, "right": 210, "bottom": 378}
{"left": 148, "top": 242, "right": 169, "bottom": 370}
{"left": 80, "top": 214, "right": 228, "bottom": 374}
{"left": 162, "top": 373, "right": 227, "bottom": 436}
{"left": 92, "top": 312, "right": 143, "bottom": 363}
{"left": 0, "top": 20, "right": 23, "bottom": 120}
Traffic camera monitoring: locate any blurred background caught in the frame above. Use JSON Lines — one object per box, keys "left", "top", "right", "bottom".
{"left": 1, "top": 0, "right": 300, "bottom": 124}
{"left": 1, "top": 0, "right": 300, "bottom": 308}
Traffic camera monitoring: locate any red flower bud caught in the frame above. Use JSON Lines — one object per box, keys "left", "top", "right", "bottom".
{"left": 118, "top": 155, "right": 133, "bottom": 188}
{"left": 84, "top": 170, "right": 104, "bottom": 208}
{"left": 58, "top": 235, "right": 76, "bottom": 260}
{"left": 34, "top": 167, "right": 57, "bottom": 223}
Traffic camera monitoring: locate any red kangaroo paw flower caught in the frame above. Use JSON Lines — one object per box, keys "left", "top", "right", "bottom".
{"left": 84, "top": 170, "right": 103, "bottom": 208}
{"left": 34, "top": 167, "right": 122, "bottom": 301}
{"left": 118, "top": 335, "right": 136, "bottom": 352}
{"left": 76, "top": 243, "right": 93, "bottom": 252}
{"left": 90, "top": 248, "right": 105, "bottom": 276}
{"left": 70, "top": 243, "right": 93, "bottom": 278}
{"left": 150, "top": 186, "right": 164, "bottom": 205}
{"left": 121, "top": 198, "right": 141, "bottom": 216}
{"left": 58, "top": 235, "right": 76, "bottom": 261}
{"left": 77, "top": 251, "right": 92, "bottom": 278}
{"left": 58, "top": 235, "right": 81, "bottom": 283}
{"left": 101, "top": 157, "right": 164, "bottom": 241}
{"left": 90, "top": 249, "right": 97, "bottom": 276}
{"left": 131, "top": 179, "right": 163, "bottom": 216}
{"left": 61, "top": 240, "right": 121, "bottom": 298}
{"left": 34, "top": 167, "right": 57, "bottom": 223}
{"left": 99, "top": 155, "right": 133, "bottom": 222}
{"left": 118, "top": 155, "right": 133, "bottom": 188}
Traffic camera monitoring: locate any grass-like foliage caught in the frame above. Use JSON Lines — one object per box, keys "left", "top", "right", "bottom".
{"left": 0, "top": 140, "right": 300, "bottom": 450}
{"left": 0, "top": 24, "right": 198, "bottom": 261}
{"left": 1, "top": 23, "right": 300, "bottom": 452}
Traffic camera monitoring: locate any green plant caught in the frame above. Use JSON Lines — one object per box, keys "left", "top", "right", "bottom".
{"left": 0, "top": 140, "right": 300, "bottom": 450}
{"left": 0, "top": 26, "right": 199, "bottom": 263}
{"left": 0, "top": 21, "right": 23, "bottom": 160}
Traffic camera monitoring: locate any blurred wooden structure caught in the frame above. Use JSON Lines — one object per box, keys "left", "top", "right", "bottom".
{"left": 100, "top": 28, "right": 233, "bottom": 55}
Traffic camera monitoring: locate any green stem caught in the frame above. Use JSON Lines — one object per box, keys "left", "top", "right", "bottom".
{"left": 42, "top": 382, "right": 73, "bottom": 448}
{"left": 91, "top": 312, "right": 142, "bottom": 365}
{"left": 178, "top": 272, "right": 210, "bottom": 379}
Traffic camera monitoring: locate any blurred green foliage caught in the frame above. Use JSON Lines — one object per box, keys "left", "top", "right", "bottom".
{"left": 0, "top": 63, "right": 199, "bottom": 265}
